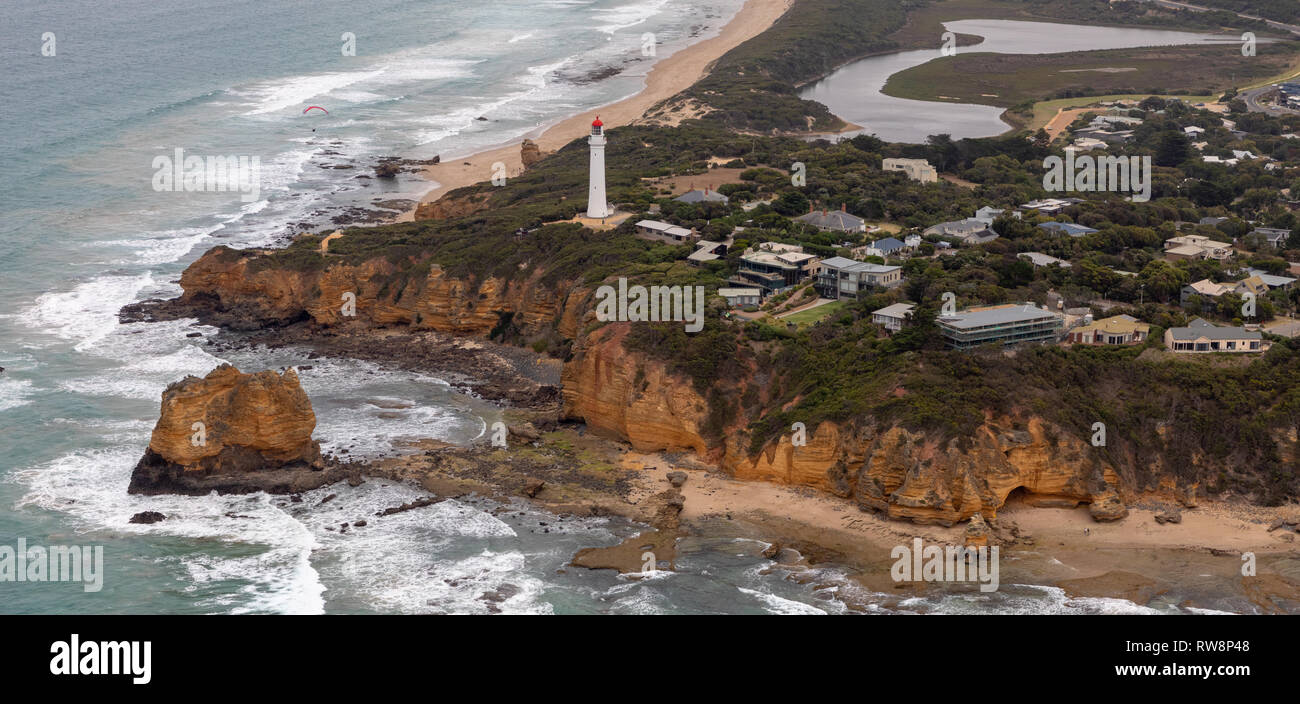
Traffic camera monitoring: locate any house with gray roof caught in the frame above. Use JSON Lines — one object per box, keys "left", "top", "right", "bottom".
{"left": 795, "top": 206, "right": 866, "bottom": 233}
{"left": 1164, "top": 318, "right": 1270, "bottom": 353}
{"left": 1038, "top": 222, "right": 1098, "bottom": 237}
{"left": 1244, "top": 268, "right": 1297, "bottom": 290}
{"left": 815, "top": 256, "right": 903, "bottom": 300}
{"left": 673, "top": 187, "right": 729, "bottom": 204}
{"left": 1249, "top": 227, "right": 1291, "bottom": 249}
{"left": 869, "top": 237, "right": 906, "bottom": 255}
{"left": 937, "top": 304, "right": 1064, "bottom": 350}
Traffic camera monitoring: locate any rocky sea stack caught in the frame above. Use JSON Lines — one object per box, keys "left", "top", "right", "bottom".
{"left": 129, "top": 364, "right": 348, "bottom": 495}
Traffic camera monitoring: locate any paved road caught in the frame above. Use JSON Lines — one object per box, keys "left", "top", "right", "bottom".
{"left": 1141, "top": 0, "right": 1300, "bottom": 36}
{"left": 1240, "top": 85, "right": 1296, "bottom": 115}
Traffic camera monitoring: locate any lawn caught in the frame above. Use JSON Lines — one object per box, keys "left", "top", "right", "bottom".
{"left": 778, "top": 300, "right": 847, "bottom": 328}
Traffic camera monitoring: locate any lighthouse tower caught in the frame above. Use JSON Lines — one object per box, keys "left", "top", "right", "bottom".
{"left": 586, "top": 116, "right": 611, "bottom": 219}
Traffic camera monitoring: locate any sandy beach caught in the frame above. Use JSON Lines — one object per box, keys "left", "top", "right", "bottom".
{"left": 400, "top": 0, "right": 794, "bottom": 218}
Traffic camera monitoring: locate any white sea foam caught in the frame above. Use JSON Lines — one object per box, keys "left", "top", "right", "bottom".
{"left": 19, "top": 273, "right": 157, "bottom": 351}
{"left": 593, "top": 0, "right": 672, "bottom": 34}
{"left": 240, "top": 69, "right": 387, "bottom": 116}
{"left": 0, "top": 376, "right": 34, "bottom": 412}
{"left": 11, "top": 446, "right": 327, "bottom": 614}
{"left": 739, "top": 587, "right": 829, "bottom": 615}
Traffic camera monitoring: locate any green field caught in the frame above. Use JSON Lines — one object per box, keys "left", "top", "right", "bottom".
{"left": 882, "top": 44, "right": 1299, "bottom": 110}
{"left": 778, "top": 300, "right": 847, "bottom": 328}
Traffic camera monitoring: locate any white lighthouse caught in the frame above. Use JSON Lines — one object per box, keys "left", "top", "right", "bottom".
{"left": 586, "top": 116, "right": 611, "bottom": 219}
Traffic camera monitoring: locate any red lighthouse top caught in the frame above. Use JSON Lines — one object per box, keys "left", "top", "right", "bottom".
{"left": 592, "top": 116, "right": 603, "bottom": 127}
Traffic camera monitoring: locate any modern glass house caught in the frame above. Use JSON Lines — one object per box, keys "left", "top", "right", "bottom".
{"left": 937, "top": 304, "right": 1064, "bottom": 350}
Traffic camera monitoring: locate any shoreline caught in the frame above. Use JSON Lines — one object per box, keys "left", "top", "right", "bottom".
{"left": 343, "top": 428, "right": 1300, "bottom": 611}
{"left": 401, "top": 0, "right": 794, "bottom": 217}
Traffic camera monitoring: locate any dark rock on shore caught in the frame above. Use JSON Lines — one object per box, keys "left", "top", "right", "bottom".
{"left": 129, "top": 511, "right": 167, "bottom": 524}
{"left": 129, "top": 447, "right": 358, "bottom": 496}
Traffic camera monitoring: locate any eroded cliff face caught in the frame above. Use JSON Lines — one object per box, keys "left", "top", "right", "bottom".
{"left": 562, "top": 324, "right": 1199, "bottom": 525}
{"left": 174, "top": 246, "right": 582, "bottom": 339}
{"left": 129, "top": 364, "right": 328, "bottom": 495}
{"left": 561, "top": 325, "right": 713, "bottom": 456}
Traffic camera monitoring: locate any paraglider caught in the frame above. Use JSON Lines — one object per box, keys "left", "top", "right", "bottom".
{"left": 303, "top": 106, "right": 329, "bottom": 115}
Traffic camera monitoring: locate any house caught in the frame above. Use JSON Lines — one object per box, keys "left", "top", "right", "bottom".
{"left": 868, "top": 237, "right": 907, "bottom": 256}
{"left": 1249, "top": 227, "right": 1291, "bottom": 249}
{"left": 882, "top": 158, "right": 938, "bottom": 183}
{"left": 974, "top": 206, "right": 1017, "bottom": 225}
{"left": 1020, "top": 198, "right": 1080, "bottom": 215}
{"left": 872, "top": 302, "right": 916, "bottom": 333}
{"left": 1163, "top": 235, "right": 1232, "bottom": 261}
{"left": 735, "top": 243, "right": 819, "bottom": 292}
{"left": 1244, "top": 268, "right": 1297, "bottom": 290}
{"left": 1180, "top": 278, "right": 1233, "bottom": 306}
{"left": 925, "top": 218, "right": 987, "bottom": 238}
{"left": 815, "top": 256, "right": 903, "bottom": 300}
{"left": 687, "top": 240, "right": 726, "bottom": 266}
{"left": 1183, "top": 126, "right": 1206, "bottom": 136}
{"left": 1072, "top": 138, "right": 1108, "bottom": 151}
{"left": 1038, "top": 222, "right": 1098, "bottom": 237}
{"left": 937, "top": 304, "right": 1064, "bottom": 350}
{"left": 1066, "top": 314, "right": 1150, "bottom": 345}
{"left": 958, "top": 229, "right": 1000, "bottom": 245}
{"left": 1165, "top": 318, "right": 1271, "bottom": 353}
{"left": 673, "top": 187, "right": 728, "bottom": 204}
{"left": 717, "top": 288, "right": 761, "bottom": 308}
{"left": 904, "top": 234, "right": 922, "bottom": 249}
{"left": 795, "top": 205, "right": 866, "bottom": 233}
{"left": 1073, "top": 128, "right": 1133, "bottom": 144}
{"left": 1020, "top": 252, "right": 1071, "bottom": 268}
{"left": 636, "top": 219, "right": 694, "bottom": 242}
{"left": 1092, "top": 115, "right": 1143, "bottom": 128}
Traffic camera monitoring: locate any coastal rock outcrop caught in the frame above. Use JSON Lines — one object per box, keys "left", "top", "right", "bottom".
{"left": 520, "top": 139, "right": 542, "bottom": 168}
{"left": 128, "top": 364, "right": 339, "bottom": 495}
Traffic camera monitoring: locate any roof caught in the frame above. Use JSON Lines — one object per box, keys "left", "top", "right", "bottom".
{"left": 1076, "top": 314, "right": 1149, "bottom": 336}
{"left": 1168, "top": 318, "right": 1262, "bottom": 341}
{"left": 819, "top": 256, "right": 900, "bottom": 274}
{"left": 873, "top": 303, "right": 916, "bottom": 318}
{"left": 1165, "top": 244, "right": 1205, "bottom": 257}
{"left": 1038, "top": 222, "right": 1098, "bottom": 236}
{"left": 687, "top": 250, "right": 720, "bottom": 262}
{"left": 1246, "top": 268, "right": 1297, "bottom": 287}
{"left": 674, "top": 189, "right": 729, "bottom": 203}
{"left": 1020, "top": 252, "right": 1071, "bottom": 267}
{"left": 871, "top": 236, "right": 906, "bottom": 251}
{"left": 938, "top": 304, "right": 1061, "bottom": 330}
{"left": 717, "top": 288, "right": 760, "bottom": 297}
{"left": 795, "top": 210, "right": 865, "bottom": 231}
{"left": 1185, "top": 279, "right": 1229, "bottom": 296}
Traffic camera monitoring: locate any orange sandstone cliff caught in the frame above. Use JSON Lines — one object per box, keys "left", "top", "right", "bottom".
{"left": 562, "top": 322, "right": 1202, "bottom": 526}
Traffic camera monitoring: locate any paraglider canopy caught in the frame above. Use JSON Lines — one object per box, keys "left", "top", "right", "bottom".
{"left": 303, "top": 106, "right": 329, "bottom": 115}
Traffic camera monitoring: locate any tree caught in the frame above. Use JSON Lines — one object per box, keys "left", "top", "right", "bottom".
{"left": 1138, "top": 260, "right": 1190, "bottom": 302}
{"left": 772, "top": 190, "right": 809, "bottom": 217}
{"left": 1154, "top": 131, "right": 1191, "bottom": 168}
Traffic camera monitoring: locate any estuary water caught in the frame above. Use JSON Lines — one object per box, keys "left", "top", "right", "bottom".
{"left": 799, "top": 19, "right": 1241, "bottom": 143}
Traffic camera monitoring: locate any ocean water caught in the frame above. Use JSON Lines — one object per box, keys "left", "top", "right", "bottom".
{"left": 0, "top": 1, "right": 1272, "bottom": 615}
